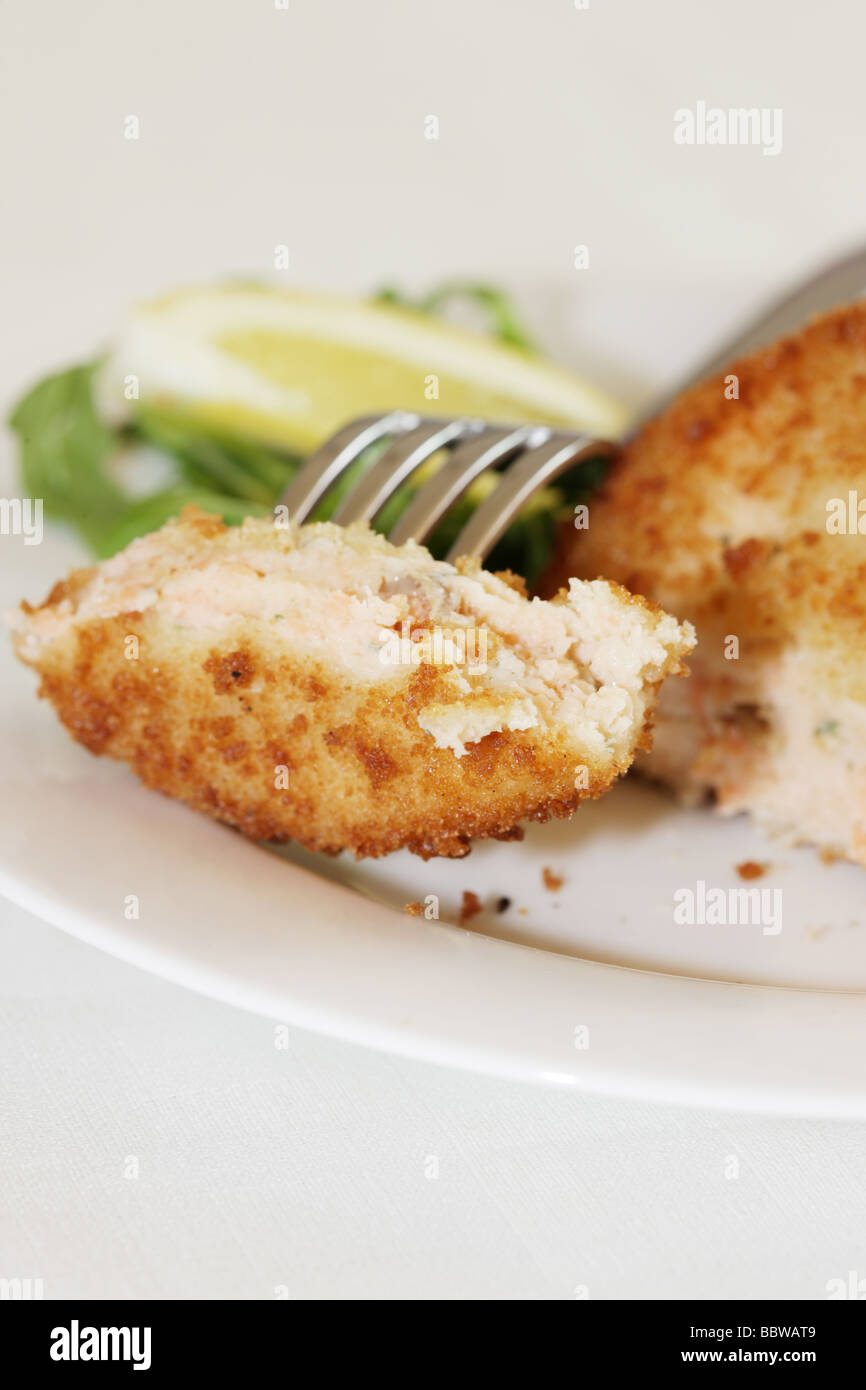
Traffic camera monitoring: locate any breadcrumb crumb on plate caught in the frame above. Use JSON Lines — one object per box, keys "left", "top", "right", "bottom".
{"left": 736, "top": 860, "right": 768, "bottom": 881}
{"left": 459, "top": 890, "right": 483, "bottom": 925}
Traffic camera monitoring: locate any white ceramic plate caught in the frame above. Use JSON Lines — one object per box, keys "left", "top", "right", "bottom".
{"left": 3, "top": 519, "right": 866, "bottom": 1117}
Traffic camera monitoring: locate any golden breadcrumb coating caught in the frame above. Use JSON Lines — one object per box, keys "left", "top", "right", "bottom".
{"left": 10, "top": 507, "right": 692, "bottom": 860}
{"left": 548, "top": 302, "right": 866, "bottom": 865}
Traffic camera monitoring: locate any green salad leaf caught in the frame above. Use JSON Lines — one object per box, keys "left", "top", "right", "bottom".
{"left": 8, "top": 370, "right": 301, "bottom": 558}
{"left": 10, "top": 363, "right": 126, "bottom": 550}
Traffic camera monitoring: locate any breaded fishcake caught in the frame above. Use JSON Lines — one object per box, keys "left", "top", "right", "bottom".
{"left": 548, "top": 302, "right": 866, "bottom": 866}
{"left": 11, "top": 507, "right": 693, "bottom": 859}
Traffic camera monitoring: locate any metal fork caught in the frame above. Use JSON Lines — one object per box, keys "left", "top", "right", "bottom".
{"left": 279, "top": 413, "right": 618, "bottom": 561}
{"left": 279, "top": 242, "right": 866, "bottom": 560}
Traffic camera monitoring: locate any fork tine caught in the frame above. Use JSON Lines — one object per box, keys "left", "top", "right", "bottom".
{"left": 332, "top": 417, "right": 482, "bottom": 525}
{"left": 388, "top": 424, "right": 548, "bottom": 547}
{"left": 280, "top": 410, "right": 618, "bottom": 568}
{"left": 279, "top": 410, "right": 417, "bottom": 523}
{"left": 445, "top": 433, "right": 619, "bottom": 561}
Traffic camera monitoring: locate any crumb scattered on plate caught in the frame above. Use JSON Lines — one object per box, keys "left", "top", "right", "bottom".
{"left": 459, "top": 890, "right": 483, "bottom": 925}
{"left": 495, "top": 896, "right": 511, "bottom": 913}
{"left": 404, "top": 901, "right": 423, "bottom": 916}
{"left": 807, "top": 925, "right": 831, "bottom": 941}
{"left": 542, "top": 866, "right": 564, "bottom": 892}
{"left": 736, "top": 860, "right": 768, "bottom": 881}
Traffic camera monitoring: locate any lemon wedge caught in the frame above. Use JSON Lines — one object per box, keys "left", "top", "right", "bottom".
{"left": 98, "top": 283, "right": 627, "bottom": 452}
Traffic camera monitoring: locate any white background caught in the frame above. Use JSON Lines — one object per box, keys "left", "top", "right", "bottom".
{"left": 2, "top": 0, "right": 866, "bottom": 1299}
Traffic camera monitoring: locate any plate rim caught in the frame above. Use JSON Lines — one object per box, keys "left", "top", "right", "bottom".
{"left": 2, "top": 787, "right": 865, "bottom": 1121}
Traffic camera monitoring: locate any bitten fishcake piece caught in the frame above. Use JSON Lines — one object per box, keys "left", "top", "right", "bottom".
{"left": 547, "top": 302, "right": 866, "bottom": 867}
{"left": 11, "top": 507, "right": 693, "bottom": 859}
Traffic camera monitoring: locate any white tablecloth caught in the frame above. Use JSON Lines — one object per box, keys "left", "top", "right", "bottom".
{"left": 3, "top": 896, "right": 864, "bottom": 1301}
{"left": 3, "top": 0, "right": 866, "bottom": 1301}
